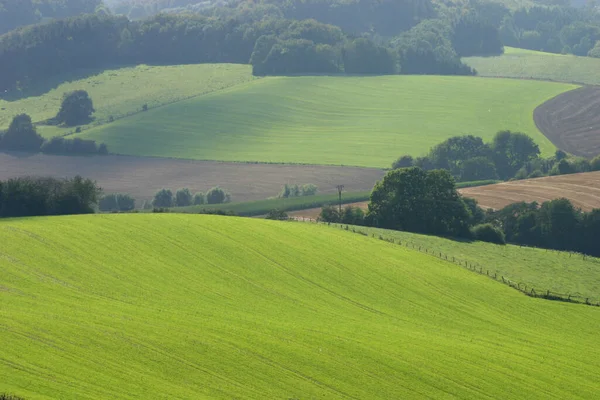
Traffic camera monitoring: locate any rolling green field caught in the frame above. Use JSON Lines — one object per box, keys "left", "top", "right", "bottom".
{"left": 1, "top": 214, "right": 599, "bottom": 399}
{"left": 464, "top": 47, "right": 600, "bottom": 85}
{"left": 79, "top": 75, "right": 575, "bottom": 167}
{"left": 0, "top": 64, "right": 255, "bottom": 138}
{"left": 333, "top": 224, "right": 600, "bottom": 302}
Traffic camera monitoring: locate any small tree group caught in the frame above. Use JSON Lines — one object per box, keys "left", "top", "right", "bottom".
{"left": 278, "top": 183, "right": 318, "bottom": 198}
{"left": 99, "top": 193, "right": 136, "bottom": 212}
{"left": 152, "top": 187, "right": 230, "bottom": 207}
{"left": 319, "top": 205, "right": 365, "bottom": 225}
{"left": 56, "top": 90, "right": 95, "bottom": 126}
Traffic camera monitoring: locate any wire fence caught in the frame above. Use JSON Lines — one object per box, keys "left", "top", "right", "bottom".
{"left": 291, "top": 218, "right": 600, "bottom": 307}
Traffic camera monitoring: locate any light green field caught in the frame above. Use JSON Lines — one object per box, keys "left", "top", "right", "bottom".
{"left": 1, "top": 214, "right": 599, "bottom": 399}
{"left": 0, "top": 64, "right": 255, "bottom": 138}
{"left": 464, "top": 46, "right": 600, "bottom": 85}
{"left": 79, "top": 75, "right": 575, "bottom": 168}
{"left": 331, "top": 224, "right": 600, "bottom": 302}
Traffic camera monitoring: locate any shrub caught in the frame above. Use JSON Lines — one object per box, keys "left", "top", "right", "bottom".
{"left": 392, "top": 155, "right": 414, "bottom": 169}
{"left": 56, "top": 90, "right": 95, "bottom": 126}
{"left": 549, "top": 159, "right": 576, "bottom": 176}
{"left": 193, "top": 192, "right": 205, "bottom": 205}
{"left": 266, "top": 209, "right": 289, "bottom": 220}
{"left": 340, "top": 206, "right": 365, "bottom": 225}
{"left": 152, "top": 188, "right": 173, "bottom": 207}
{"left": 592, "top": 155, "right": 600, "bottom": 171}
{"left": 99, "top": 194, "right": 135, "bottom": 212}
{"left": 175, "top": 188, "right": 193, "bottom": 207}
{"left": 0, "top": 394, "right": 25, "bottom": 400}
{"left": 319, "top": 204, "right": 340, "bottom": 222}
{"left": 41, "top": 137, "right": 106, "bottom": 155}
{"left": 206, "top": 186, "right": 231, "bottom": 204}
{"left": 471, "top": 223, "right": 506, "bottom": 244}
{"left": 301, "top": 184, "right": 318, "bottom": 196}
{"left": 528, "top": 169, "right": 544, "bottom": 179}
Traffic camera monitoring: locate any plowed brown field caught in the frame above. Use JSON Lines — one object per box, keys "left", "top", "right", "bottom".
{"left": 461, "top": 171, "right": 600, "bottom": 211}
{"left": 534, "top": 86, "right": 600, "bottom": 158}
{"left": 0, "top": 153, "right": 384, "bottom": 204}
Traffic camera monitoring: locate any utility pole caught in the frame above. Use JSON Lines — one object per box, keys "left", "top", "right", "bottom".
{"left": 336, "top": 185, "right": 344, "bottom": 214}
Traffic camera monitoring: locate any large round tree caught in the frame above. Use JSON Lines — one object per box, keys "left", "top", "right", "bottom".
{"left": 56, "top": 90, "right": 95, "bottom": 126}
{"left": 0, "top": 113, "right": 44, "bottom": 151}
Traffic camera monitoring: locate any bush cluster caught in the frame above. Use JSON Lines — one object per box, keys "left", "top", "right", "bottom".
{"left": 278, "top": 183, "right": 318, "bottom": 198}
{"left": 152, "top": 187, "right": 231, "bottom": 208}
{"left": 99, "top": 193, "right": 135, "bottom": 212}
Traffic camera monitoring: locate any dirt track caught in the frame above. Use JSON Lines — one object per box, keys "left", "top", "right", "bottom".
{"left": 0, "top": 153, "right": 385, "bottom": 204}
{"left": 534, "top": 86, "right": 600, "bottom": 158}
{"left": 460, "top": 171, "right": 600, "bottom": 211}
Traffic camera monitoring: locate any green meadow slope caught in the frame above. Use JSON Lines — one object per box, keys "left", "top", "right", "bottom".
{"left": 0, "top": 64, "right": 254, "bottom": 138}
{"left": 464, "top": 47, "right": 600, "bottom": 85}
{"left": 79, "top": 76, "right": 575, "bottom": 167}
{"left": 1, "top": 214, "right": 599, "bottom": 399}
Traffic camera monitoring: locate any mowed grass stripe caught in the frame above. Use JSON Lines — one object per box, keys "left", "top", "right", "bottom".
{"left": 80, "top": 76, "right": 575, "bottom": 168}
{"left": 0, "top": 214, "right": 599, "bottom": 399}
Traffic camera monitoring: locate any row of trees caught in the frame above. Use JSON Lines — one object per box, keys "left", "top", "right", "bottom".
{"left": 0, "top": 114, "right": 107, "bottom": 155}
{"left": 278, "top": 183, "right": 318, "bottom": 198}
{"left": 0, "top": 176, "right": 101, "bottom": 217}
{"left": 392, "top": 131, "right": 600, "bottom": 183}
{"left": 152, "top": 186, "right": 231, "bottom": 208}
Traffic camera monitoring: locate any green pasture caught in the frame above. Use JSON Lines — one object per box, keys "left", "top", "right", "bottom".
{"left": 464, "top": 46, "right": 600, "bottom": 85}
{"left": 79, "top": 75, "right": 574, "bottom": 168}
{"left": 0, "top": 214, "right": 599, "bottom": 399}
{"left": 335, "top": 224, "right": 600, "bottom": 302}
{"left": 0, "top": 64, "right": 255, "bottom": 138}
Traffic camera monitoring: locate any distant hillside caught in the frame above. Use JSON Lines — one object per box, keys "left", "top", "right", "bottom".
{"left": 0, "top": 214, "right": 599, "bottom": 398}
{"left": 463, "top": 47, "right": 600, "bottom": 85}
{"left": 77, "top": 75, "right": 574, "bottom": 167}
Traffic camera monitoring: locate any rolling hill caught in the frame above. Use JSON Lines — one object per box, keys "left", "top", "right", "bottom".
{"left": 463, "top": 47, "right": 600, "bottom": 86}
{"left": 1, "top": 214, "right": 599, "bottom": 399}
{"left": 460, "top": 171, "right": 600, "bottom": 211}
{"left": 78, "top": 75, "right": 575, "bottom": 168}
{"left": 0, "top": 64, "right": 255, "bottom": 138}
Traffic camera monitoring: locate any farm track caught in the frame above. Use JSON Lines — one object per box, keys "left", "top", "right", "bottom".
{"left": 534, "top": 86, "right": 600, "bottom": 158}
{"left": 0, "top": 152, "right": 385, "bottom": 204}
{"left": 460, "top": 171, "right": 600, "bottom": 211}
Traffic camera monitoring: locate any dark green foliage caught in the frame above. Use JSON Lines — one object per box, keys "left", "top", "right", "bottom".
{"left": 591, "top": 155, "right": 600, "bottom": 171}
{"left": 99, "top": 193, "right": 135, "bottom": 212}
{"left": 471, "top": 223, "right": 506, "bottom": 244}
{"left": 40, "top": 137, "right": 107, "bottom": 155}
{"left": 0, "top": 114, "right": 44, "bottom": 152}
{"left": 152, "top": 188, "right": 173, "bottom": 207}
{"left": 206, "top": 186, "right": 230, "bottom": 204}
{"left": 392, "top": 155, "right": 414, "bottom": 169}
{"left": 463, "top": 197, "right": 486, "bottom": 225}
{"left": 0, "top": 393, "right": 26, "bottom": 400}
{"left": 175, "top": 188, "right": 193, "bottom": 207}
{"left": 319, "top": 204, "right": 340, "bottom": 223}
{"left": 56, "top": 90, "right": 95, "bottom": 126}
{"left": 193, "top": 192, "right": 205, "bottom": 205}
{"left": 0, "top": 176, "right": 101, "bottom": 217}
{"left": 428, "top": 135, "right": 491, "bottom": 177}
{"left": 319, "top": 204, "right": 365, "bottom": 225}
{"left": 265, "top": 209, "right": 289, "bottom": 220}
{"left": 342, "top": 38, "right": 396, "bottom": 74}
{"left": 452, "top": 13, "right": 503, "bottom": 57}
{"left": 490, "top": 131, "right": 540, "bottom": 180}
{"left": 278, "top": 183, "right": 318, "bottom": 198}
{"left": 367, "top": 167, "right": 471, "bottom": 236}
{"left": 550, "top": 159, "right": 576, "bottom": 175}
{"left": 459, "top": 157, "right": 499, "bottom": 181}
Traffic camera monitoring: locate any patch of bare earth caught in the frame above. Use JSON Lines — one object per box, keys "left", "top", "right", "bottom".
{"left": 0, "top": 153, "right": 385, "bottom": 204}
{"left": 460, "top": 171, "right": 600, "bottom": 211}
{"left": 534, "top": 86, "right": 600, "bottom": 158}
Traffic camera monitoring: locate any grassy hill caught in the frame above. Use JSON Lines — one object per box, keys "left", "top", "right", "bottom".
{"left": 0, "top": 64, "right": 255, "bottom": 138}
{"left": 1, "top": 214, "right": 599, "bottom": 399}
{"left": 78, "top": 75, "right": 575, "bottom": 168}
{"left": 464, "top": 47, "right": 600, "bottom": 86}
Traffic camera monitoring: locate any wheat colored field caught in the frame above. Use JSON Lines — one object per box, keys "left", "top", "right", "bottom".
{"left": 0, "top": 214, "right": 599, "bottom": 399}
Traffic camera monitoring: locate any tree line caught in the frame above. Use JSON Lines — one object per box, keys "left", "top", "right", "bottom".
{"left": 393, "top": 131, "right": 600, "bottom": 183}
{"left": 319, "top": 166, "right": 600, "bottom": 256}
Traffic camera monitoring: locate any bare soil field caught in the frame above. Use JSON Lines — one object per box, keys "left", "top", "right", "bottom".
{"left": 534, "top": 86, "right": 600, "bottom": 158}
{"left": 461, "top": 172, "right": 600, "bottom": 211}
{"left": 0, "top": 153, "right": 385, "bottom": 205}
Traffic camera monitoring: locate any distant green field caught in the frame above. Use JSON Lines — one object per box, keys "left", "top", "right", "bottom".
{"left": 464, "top": 46, "right": 600, "bottom": 85}
{"left": 1, "top": 214, "right": 599, "bottom": 399}
{"left": 333, "top": 224, "right": 600, "bottom": 302}
{"left": 79, "top": 75, "right": 575, "bottom": 167}
{"left": 0, "top": 64, "right": 255, "bottom": 138}
{"left": 169, "top": 191, "right": 371, "bottom": 216}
